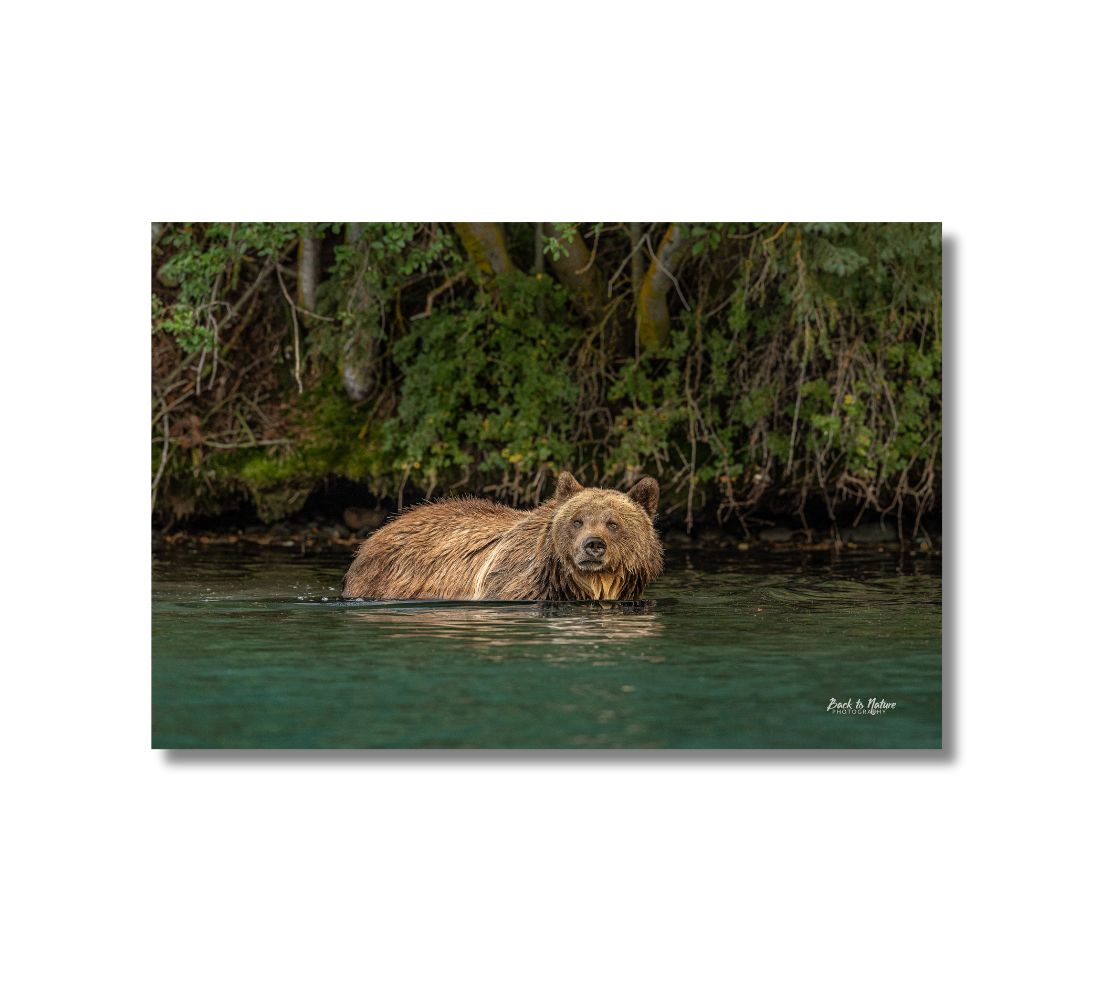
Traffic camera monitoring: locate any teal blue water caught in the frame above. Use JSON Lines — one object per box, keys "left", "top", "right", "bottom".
{"left": 152, "top": 546, "right": 942, "bottom": 749}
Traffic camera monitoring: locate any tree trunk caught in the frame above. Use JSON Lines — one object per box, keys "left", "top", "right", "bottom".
{"left": 340, "top": 225, "right": 376, "bottom": 401}
{"left": 297, "top": 226, "right": 320, "bottom": 313}
{"left": 533, "top": 223, "right": 544, "bottom": 275}
{"left": 453, "top": 223, "right": 514, "bottom": 287}
{"left": 635, "top": 224, "right": 687, "bottom": 350}
{"left": 543, "top": 223, "right": 604, "bottom": 319}
{"left": 628, "top": 222, "right": 645, "bottom": 302}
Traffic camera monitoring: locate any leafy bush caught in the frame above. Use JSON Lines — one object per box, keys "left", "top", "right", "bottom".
{"left": 151, "top": 222, "right": 941, "bottom": 533}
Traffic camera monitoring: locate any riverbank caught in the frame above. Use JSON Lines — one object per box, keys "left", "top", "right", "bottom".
{"left": 152, "top": 507, "right": 942, "bottom": 557}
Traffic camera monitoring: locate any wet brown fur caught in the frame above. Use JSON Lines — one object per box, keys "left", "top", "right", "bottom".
{"left": 341, "top": 472, "right": 663, "bottom": 601}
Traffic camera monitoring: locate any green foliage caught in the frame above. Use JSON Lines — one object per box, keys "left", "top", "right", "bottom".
{"left": 382, "top": 271, "right": 581, "bottom": 489}
{"left": 312, "top": 223, "right": 460, "bottom": 368}
{"left": 542, "top": 223, "right": 579, "bottom": 261}
{"left": 152, "top": 222, "right": 301, "bottom": 352}
{"left": 152, "top": 222, "right": 942, "bottom": 528}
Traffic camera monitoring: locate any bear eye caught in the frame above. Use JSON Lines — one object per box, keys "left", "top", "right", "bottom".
{"left": 606, "top": 521, "right": 619, "bottom": 532}
{"left": 572, "top": 519, "right": 583, "bottom": 528}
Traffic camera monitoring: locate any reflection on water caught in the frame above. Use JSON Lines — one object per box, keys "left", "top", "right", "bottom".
{"left": 344, "top": 601, "right": 663, "bottom": 645}
{"left": 152, "top": 546, "right": 942, "bottom": 749}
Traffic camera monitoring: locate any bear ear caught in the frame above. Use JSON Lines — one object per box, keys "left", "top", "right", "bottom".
{"left": 627, "top": 477, "right": 659, "bottom": 518}
{"left": 554, "top": 471, "right": 584, "bottom": 505}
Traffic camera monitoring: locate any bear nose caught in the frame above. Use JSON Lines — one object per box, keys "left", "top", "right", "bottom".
{"left": 582, "top": 536, "right": 606, "bottom": 558}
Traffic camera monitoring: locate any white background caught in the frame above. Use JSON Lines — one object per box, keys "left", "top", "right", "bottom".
{"left": 3, "top": 2, "right": 1118, "bottom": 997}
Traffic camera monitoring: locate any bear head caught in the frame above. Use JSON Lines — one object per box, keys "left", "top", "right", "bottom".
{"left": 548, "top": 471, "right": 662, "bottom": 584}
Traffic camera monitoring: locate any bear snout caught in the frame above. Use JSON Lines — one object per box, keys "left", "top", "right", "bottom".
{"left": 581, "top": 536, "right": 607, "bottom": 559}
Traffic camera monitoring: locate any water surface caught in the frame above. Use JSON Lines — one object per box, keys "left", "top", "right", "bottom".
{"left": 152, "top": 546, "right": 941, "bottom": 749}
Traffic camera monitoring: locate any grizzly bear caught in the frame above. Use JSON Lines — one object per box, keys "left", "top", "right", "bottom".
{"left": 341, "top": 472, "right": 663, "bottom": 601}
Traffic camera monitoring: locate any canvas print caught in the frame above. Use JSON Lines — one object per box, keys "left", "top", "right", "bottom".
{"left": 152, "top": 223, "right": 942, "bottom": 749}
